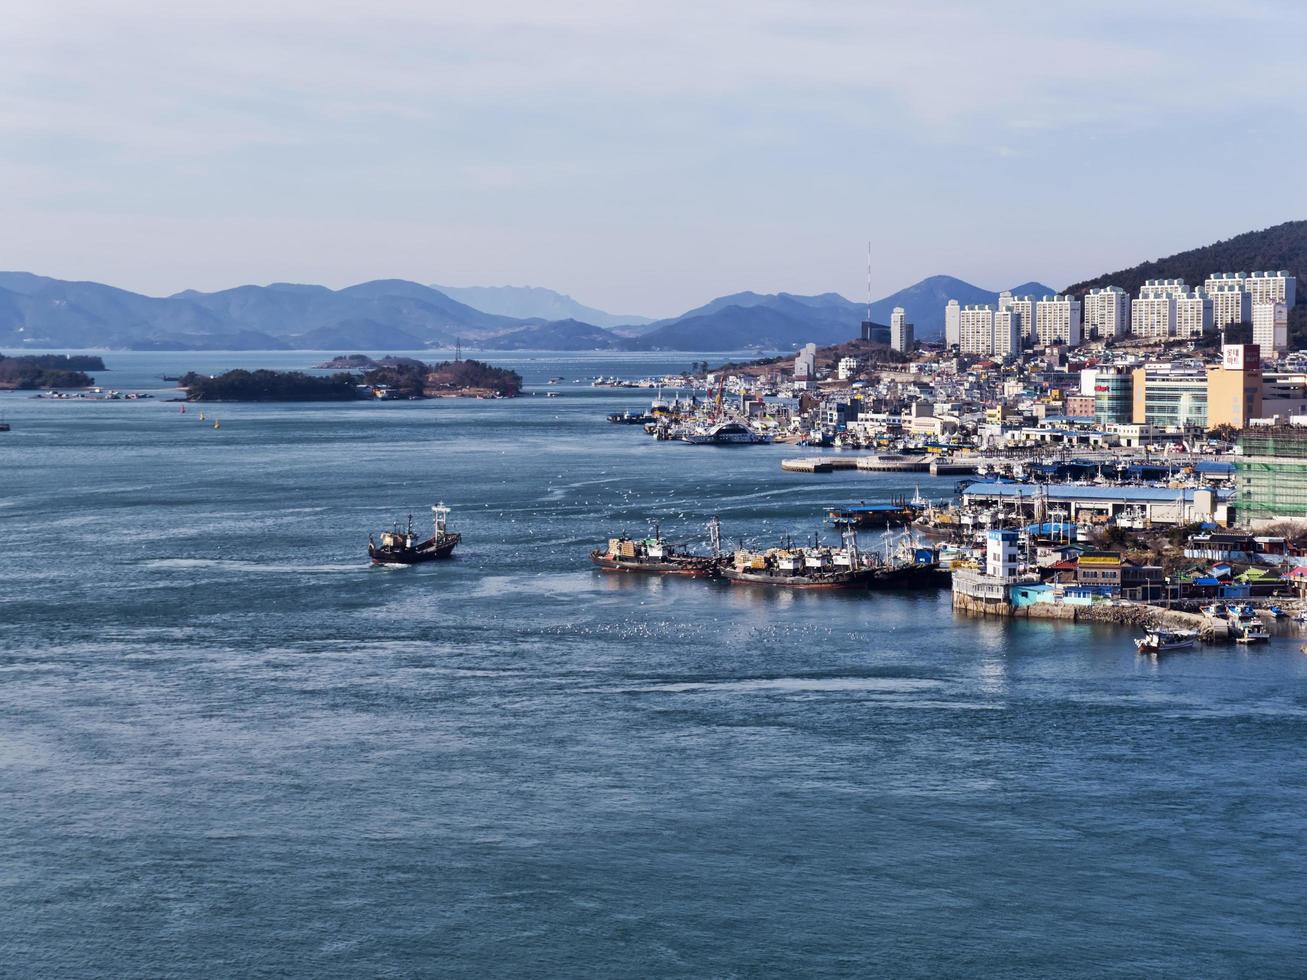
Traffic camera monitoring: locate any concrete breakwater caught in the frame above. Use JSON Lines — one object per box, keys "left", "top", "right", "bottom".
{"left": 781, "top": 454, "right": 978, "bottom": 475}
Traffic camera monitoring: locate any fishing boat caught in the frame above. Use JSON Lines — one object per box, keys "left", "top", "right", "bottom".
{"left": 1233, "top": 619, "right": 1270, "bottom": 644}
{"left": 606, "top": 410, "right": 655, "bottom": 425}
{"left": 368, "top": 503, "right": 460, "bottom": 566}
{"left": 591, "top": 518, "right": 725, "bottom": 577}
{"left": 723, "top": 530, "right": 875, "bottom": 589}
{"left": 1134, "top": 628, "right": 1198, "bottom": 653}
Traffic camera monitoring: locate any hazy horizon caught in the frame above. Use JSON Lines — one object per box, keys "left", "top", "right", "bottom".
{"left": 4, "top": 1, "right": 1305, "bottom": 318}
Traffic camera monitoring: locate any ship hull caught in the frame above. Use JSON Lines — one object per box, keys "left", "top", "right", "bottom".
{"left": 590, "top": 552, "right": 722, "bottom": 577}
{"left": 369, "top": 533, "right": 460, "bottom": 566}
{"left": 722, "top": 567, "right": 874, "bottom": 589}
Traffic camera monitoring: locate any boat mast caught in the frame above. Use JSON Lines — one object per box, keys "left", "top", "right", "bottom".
{"left": 432, "top": 502, "right": 449, "bottom": 541}
{"left": 708, "top": 515, "right": 722, "bottom": 557}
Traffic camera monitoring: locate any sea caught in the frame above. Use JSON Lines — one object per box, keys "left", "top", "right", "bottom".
{"left": 2, "top": 350, "right": 1306, "bottom": 978}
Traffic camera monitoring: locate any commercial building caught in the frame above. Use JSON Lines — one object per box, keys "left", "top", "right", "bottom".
{"left": 1206, "top": 344, "right": 1263, "bottom": 430}
{"left": 944, "top": 300, "right": 961, "bottom": 348}
{"left": 1083, "top": 286, "right": 1130, "bottom": 339}
{"left": 1132, "top": 362, "right": 1207, "bottom": 429}
{"left": 961, "top": 482, "right": 1232, "bottom": 527}
{"left": 1174, "top": 289, "right": 1214, "bottom": 339}
{"left": 1034, "top": 295, "right": 1082, "bottom": 347}
{"left": 1252, "top": 301, "right": 1289, "bottom": 353}
{"left": 1236, "top": 427, "right": 1307, "bottom": 523}
{"left": 1093, "top": 365, "right": 1134, "bottom": 424}
{"left": 1209, "top": 282, "right": 1251, "bottom": 331}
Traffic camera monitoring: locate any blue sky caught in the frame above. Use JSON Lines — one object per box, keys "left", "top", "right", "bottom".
{"left": 2, "top": 0, "right": 1304, "bottom": 317}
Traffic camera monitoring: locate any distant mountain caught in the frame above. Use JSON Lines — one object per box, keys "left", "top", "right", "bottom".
{"left": 433, "top": 284, "right": 652, "bottom": 329}
{"left": 0, "top": 270, "right": 1067, "bottom": 351}
{"left": 486, "top": 318, "right": 622, "bottom": 350}
{"left": 626, "top": 279, "right": 1059, "bottom": 349}
{"left": 867, "top": 275, "right": 1058, "bottom": 339}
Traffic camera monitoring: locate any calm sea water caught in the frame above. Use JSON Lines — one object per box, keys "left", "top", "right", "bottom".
{"left": 2, "top": 351, "right": 1306, "bottom": 978}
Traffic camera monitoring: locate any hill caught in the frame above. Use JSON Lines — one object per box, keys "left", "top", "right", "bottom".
{"left": 487, "top": 318, "right": 622, "bottom": 350}
{"left": 432, "top": 284, "right": 652, "bottom": 329}
{"left": 1064, "top": 221, "right": 1307, "bottom": 297}
{"left": 1064, "top": 219, "right": 1307, "bottom": 345}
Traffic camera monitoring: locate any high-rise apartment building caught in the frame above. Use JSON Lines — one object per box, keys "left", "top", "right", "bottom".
{"left": 944, "top": 300, "right": 961, "bottom": 348}
{"left": 890, "top": 317, "right": 914, "bottom": 354}
{"left": 1034, "top": 295, "right": 1082, "bottom": 347}
{"left": 1131, "top": 294, "right": 1176, "bottom": 341}
{"left": 959, "top": 304, "right": 995, "bottom": 355}
{"left": 1082, "top": 286, "right": 1130, "bottom": 339}
{"left": 1139, "top": 278, "right": 1189, "bottom": 299}
{"left": 1252, "top": 301, "right": 1289, "bottom": 353}
{"left": 1207, "top": 271, "right": 1296, "bottom": 309}
{"left": 1174, "top": 289, "right": 1213, "bottom": 339}
{"left": 993, "top": 310, "right": 1021, "bottom": 359}
{"left": 999, "top": 292, "right": 1036, "bottom": 339}
{"left": 1208, "top": 282, "right": 1251, "bottom": 331}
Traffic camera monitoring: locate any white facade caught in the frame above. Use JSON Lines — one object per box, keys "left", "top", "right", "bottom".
{"left": 890, "top": 319, "right": 914, "bottom": 354}
{"left": 794, "top": 342, "right": 817, "bottom": 378}
{"left": 944, "top": 299, "right": 961, "bottom": 347}
{"left": 986, "top": 530, "right": 1019, "bottom": 578}
{"left": 890, "top": 307, "right": 906, "bottom": 332}
{"left": 1139, "top": 278, "right": 1188, "bottom": 299}
{"left": 1131, "top": 294, "right": 1175, "bottom": 340}
{"left": 993, "top": 310, "right": 1021, "bottom": 359}
{"left": 959, "top": 304, "right": 995, "bottom": 355}
{"left": 1082, "top": 286, "right": 1130, "bottom": 339}
{"left": 1000, "top": 292, "right": 1036, "bottom": 339}
{"left": 1174, "top": 289, "right": 1213, "bottom": 339}
{"left": 836, "top": 356, "right": 859, "bottom": 380}
{"left": 1252, "top": 301, "right": 1289, "bottom": 354}
{"left": 1208, "top": 271, "right": 1296, "bottom": 309}
{"left": 1208, "top": 282, "right": 1250, "bottom": 330}
{"left": 1034, "top": 295, "right": 1082, "bottom": 347}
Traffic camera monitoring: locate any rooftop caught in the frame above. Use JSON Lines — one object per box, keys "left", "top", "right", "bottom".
{"left": 962, "top": 482, "right": 1235, "bottom": 504}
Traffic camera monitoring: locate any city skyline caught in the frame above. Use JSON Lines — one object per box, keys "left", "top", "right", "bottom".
{"left": 3, "top": 0, "right": 1306, "bottom": 316}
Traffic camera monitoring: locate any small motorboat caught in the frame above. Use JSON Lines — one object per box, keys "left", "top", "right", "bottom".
{"left": 1135, "top": 628, "right": 1198, "bottom": 654}
{"left": 1268, "top": 605, "right": 1287, "bottom": 619}
{"left": 1200, "top": 602, "right": 1228, "bottom": 619}
{"left": 369, "top": 503, "right": 460, "bottom": 566}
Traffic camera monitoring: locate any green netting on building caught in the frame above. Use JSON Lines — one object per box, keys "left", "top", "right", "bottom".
{"left": 1236, "top": 428, "right": 1307, "bottom": 520}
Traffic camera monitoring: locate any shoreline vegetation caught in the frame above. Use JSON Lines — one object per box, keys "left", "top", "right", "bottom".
{"left": 0, "top": 353, "right": 104, "bottom": 389}
{"left": 180, "top": 358, "right": 523, "bottom": 402}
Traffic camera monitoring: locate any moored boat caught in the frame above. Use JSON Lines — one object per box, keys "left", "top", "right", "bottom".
{"left": 1233, "top": 619, "right": 1270, "bottom": 644}
{"left": 591, "top": 518, "right": 725, "bottom": 576}
{"left": 369, "top": 503, "right": 460, "bottom": 565}
{"left": 1134, "top": 628, "right": 1198, "bottom": 653}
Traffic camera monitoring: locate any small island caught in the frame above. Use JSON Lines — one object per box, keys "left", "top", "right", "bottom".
{"left": 180, "top": 358, "right": 522, "bottom": 401}
{"left": 0, "top": 353, "right": 104, "bottom": 389}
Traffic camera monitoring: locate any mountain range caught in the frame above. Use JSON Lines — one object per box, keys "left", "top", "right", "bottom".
{"left": 0, "top": 272, "right": 1056, "bottom": 352}
{"left": 430, "top": 284, "right": 653, "bottom": 330}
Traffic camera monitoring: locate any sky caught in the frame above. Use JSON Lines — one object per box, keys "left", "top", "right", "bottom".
{"left": 2, "top": 0, "right": 1305, "bottom": 318}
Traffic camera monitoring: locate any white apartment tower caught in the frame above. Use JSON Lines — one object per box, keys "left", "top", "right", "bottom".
{"left": 1082, "top": 286, "right": 1130, "bottom": 339}
{"left": 944, "top": 300, "right": 961, "bottom": 348}
{"left": 1207, "top": 271, "right": 1296, "bottom": 309}
{"left": 1174, "top": 289, "right": 1214, "bottom": 339}
{"left": 1034, "top": 295, "right": 1082, "bottom": 347}
{"left": 999, "top": 292, "right": 1036, "bottom": 339}
{"left": 794, "top": 342, "right": 817, "bottom": 378}
{"left": 1252, "top": 301, "right": 1289, "bottom": 353}
{"left": 890, "top": 317, "right": 914, "bottom": 354}
{"left": 1208, "top": 282, "right": 1251, "bottom": 330}
{"left": 993, "top": 309, "right": 1022, "bottom": 359}
{"left": 1140, "top": 278, "right": 1189, "bottom": 299}
{"left": 1131, "top": 294, "right": 1176, "bottom": 340}
{"left": 959, "top": 304, "right": 995, "bottom": 355}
